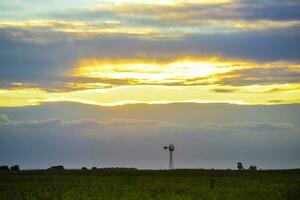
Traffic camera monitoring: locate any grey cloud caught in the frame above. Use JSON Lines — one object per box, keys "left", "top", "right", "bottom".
{"left": 0, "top": 118, "right": 63, "bottom": 131}
{"left": 243, "top": 0, "right": 300, "bottom": 22}
{"left": 210, "top": 122, "right": 295, "bottom": 132}
{"left": 210, "top": 88, "right": 238, "bottom": 93}
{"left": 59, "top": 0, "right": 300, "bottom": 26}
{"left": 2, "top": 114, "right": 293, "bottom": 134}
{"left": 2, "top": 102, "right": 300, "bottom": 126}
{"left": 0, "top": 116, "right": 181, "bottom": 133}
{"left": 3, "top": 0, "right": 300, "bottom": 24}
{"left": 215, "top": 66, "right": 300, "bottom": 86}
{"left": 266, "top": 86, "right": 300, "bottom": 93}
{"left": 0, "top": 114, "right": 11, "bottom": 123}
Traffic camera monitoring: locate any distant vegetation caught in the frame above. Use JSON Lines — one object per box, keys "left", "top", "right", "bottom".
{"left": 0, "top": 165, "right": 19, "bottom": 171}
{"left": 0, "top": 164, "right": 257, "bottom": 172}
{"left": 237, "top": 162, "right": 244, "bottom": 170}
{"left": 10, "top": 165, "right": 20, "bottom": 171}
{"left": 48, "top": 165, "right": 64, "bottom": 170}
{"left": 0, "top": 169, "right": 299, "bottom": 199}
{"left": 100, "top": 167, "right": 138, "bottom": 171}
{"left": 249, "top": 165, "right": 258, "bottom": 171}
{"left": 236, "top": 162, "right": 257, "bottom": 171}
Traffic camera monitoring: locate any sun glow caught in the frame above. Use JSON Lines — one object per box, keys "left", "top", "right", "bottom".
{"left": 1, "top": 57, "right": 299, "bottom": 107}
{"left": 73, "top": 58, "right": 239, "bottom": 85}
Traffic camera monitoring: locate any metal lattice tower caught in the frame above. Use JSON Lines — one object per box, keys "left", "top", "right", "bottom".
{"left": 164, "top": 144, "right": 175, "bottom": 169}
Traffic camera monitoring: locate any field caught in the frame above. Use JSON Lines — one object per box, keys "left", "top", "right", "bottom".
{"left": 0, "top": 169, "right": 300, "bottom": 200}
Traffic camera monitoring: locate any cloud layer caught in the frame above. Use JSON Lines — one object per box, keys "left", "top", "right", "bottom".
{"left": 0, "top": 0, "right": 300, "bottom": 106}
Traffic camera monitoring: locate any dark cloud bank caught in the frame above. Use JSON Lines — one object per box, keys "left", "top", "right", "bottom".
{"left": 0, "top": 102, "right": 299, "bottom": 169}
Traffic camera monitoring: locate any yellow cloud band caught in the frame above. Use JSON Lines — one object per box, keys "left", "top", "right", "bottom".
{"left": 1, "top": 83, "right": 300, "bottom": 107}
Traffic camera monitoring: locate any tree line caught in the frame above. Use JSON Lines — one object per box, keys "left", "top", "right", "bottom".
{"left": 0, "top": 165, "right": 20, "bottom": 171}
{"left": 0, "top": 165, "right": 138, "bottom": 171}
{"left": 237, "top": 162, "right": 258, "bottom": 171}
{"left": 1, "top": 163, "right": 258, "bottom": 171}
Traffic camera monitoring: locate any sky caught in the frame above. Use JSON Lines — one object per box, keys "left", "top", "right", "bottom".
{"left": 0, "top": 0, "right": 300, "bottom": 169}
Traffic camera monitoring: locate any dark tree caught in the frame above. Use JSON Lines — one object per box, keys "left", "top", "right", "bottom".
{"left": 249, "top": 165, "right": 257, "bottom": 171}
{"left": 91, "top": 167, "right": 98, "bottom": 170}
{"left": 237, "top": 162, "right": 244, "bottom": 170}
{"left": 10, "top": 165, "right": 20, "bottom": 171}
{"left": 0, "top": 165, "right": 9, "bottom": 171}
{"left": 48, "top": 165, "right": 64, "bottom": 170}
{"left": 81, "top": 167, "right": 88, "bottom": 170}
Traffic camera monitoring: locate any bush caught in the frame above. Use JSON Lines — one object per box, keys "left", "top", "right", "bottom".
{"left": 249, "top": 165, "right": 257, "bottom": 171}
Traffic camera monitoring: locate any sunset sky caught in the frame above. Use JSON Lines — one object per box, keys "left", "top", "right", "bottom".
{"left": 0, "top": 0, "right": 300, "bottom": 169}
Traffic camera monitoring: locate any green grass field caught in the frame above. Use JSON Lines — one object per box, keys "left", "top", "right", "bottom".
{"left": 1, "top": 169, "right": 300, "bottom": 200}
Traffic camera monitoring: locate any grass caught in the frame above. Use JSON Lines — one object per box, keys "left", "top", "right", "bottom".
{"left": 0, "top": 169, "right": 300, "bottom": 200}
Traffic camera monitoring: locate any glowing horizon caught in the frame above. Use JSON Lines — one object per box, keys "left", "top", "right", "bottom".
{"left": 1, "top": 55, "right": 300, "bottom": 107}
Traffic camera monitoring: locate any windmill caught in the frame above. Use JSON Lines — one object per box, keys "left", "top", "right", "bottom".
{"left": 164, "top": 144, "right": 175, "bottom": 169}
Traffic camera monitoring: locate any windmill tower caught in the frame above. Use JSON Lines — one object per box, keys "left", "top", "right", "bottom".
{"left": 164, "top": 144, "right": 175, "bottom": 169}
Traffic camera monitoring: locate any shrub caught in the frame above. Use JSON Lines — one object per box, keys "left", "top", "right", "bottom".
{"left": 249, "top": 165, "right": 257, "bottom": 171}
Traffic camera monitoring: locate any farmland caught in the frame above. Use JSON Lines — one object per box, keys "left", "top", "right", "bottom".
{"left": 0, "top": 169, "right": 299, "bottom": 200}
